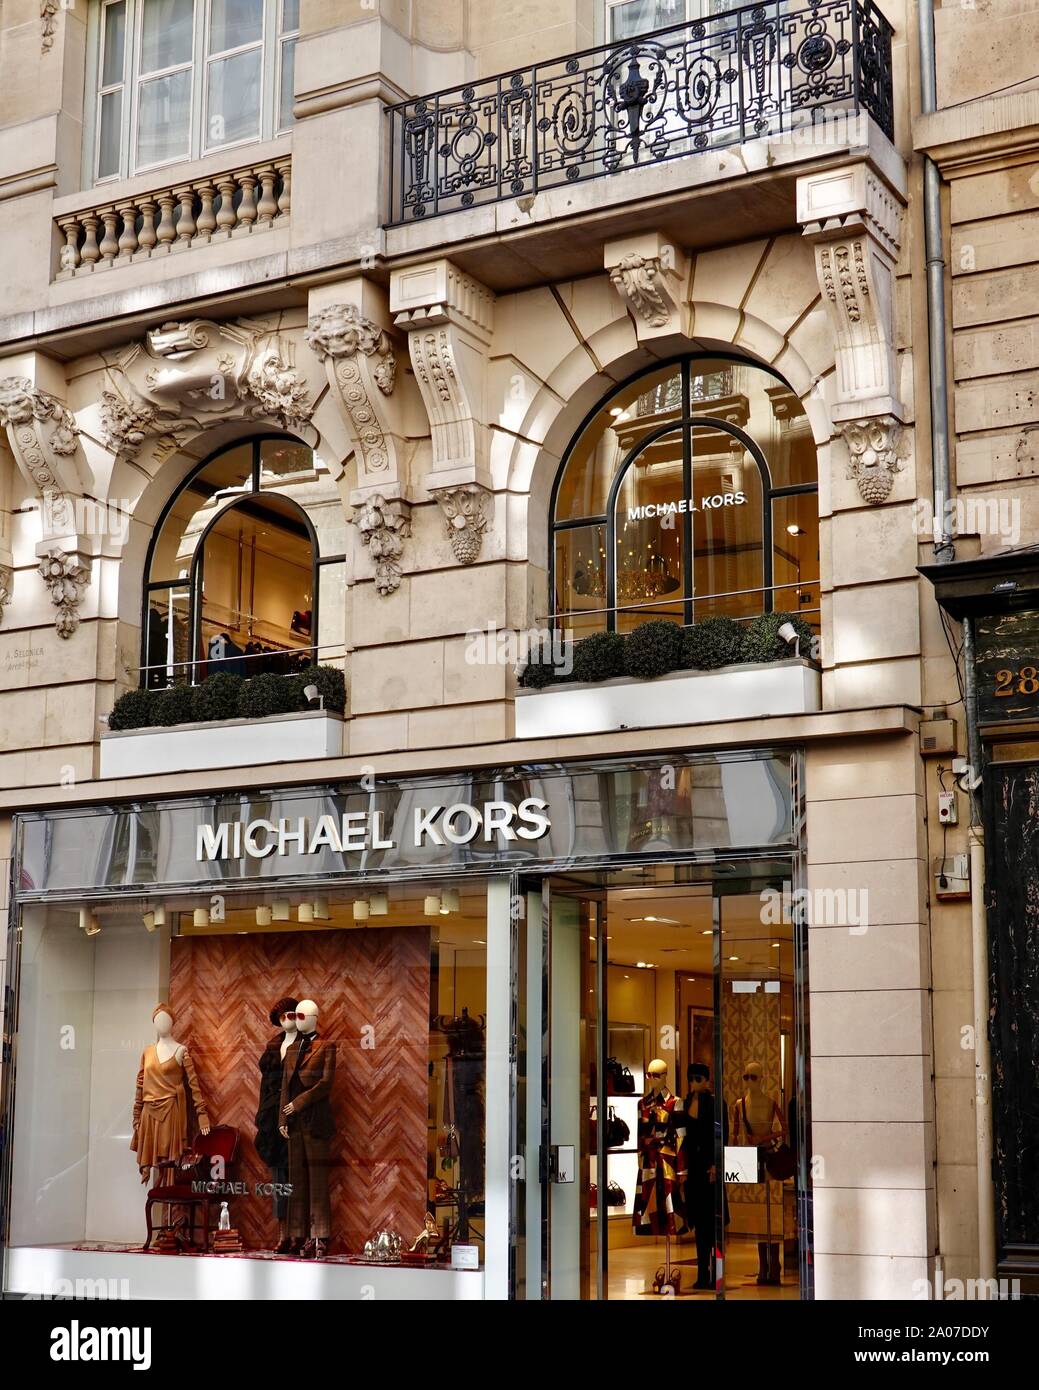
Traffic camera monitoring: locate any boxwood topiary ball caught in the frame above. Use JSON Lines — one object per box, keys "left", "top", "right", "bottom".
{"left": 572, "top": 631, "right": 626, "bottom": 684}
{"left": 518, "top": 653, "right": 558, "bottom": 689}
{"left": 107, "top": 687, "right": 155, "bottom": 732}
{"left": 623, "top": 620, "right": 684, "bottom": 680}
{"left": 238, "top": 672, "right": 296, "bottom": 719}
{"left": 149, "top": 684, "right": 198, "bottom": 727}
{"left": 682, "top": 616, "right": 745, "bottom": 671}
{"left": 193, "top": 673, "right": 245, "bottom": 723}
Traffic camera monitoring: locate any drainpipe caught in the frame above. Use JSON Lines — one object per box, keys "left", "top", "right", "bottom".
{"left": 962, "top": 617, "right": 997, "bottom": 1286}
{"left": 918, "top": 0, "right": 954, "bottom": 564}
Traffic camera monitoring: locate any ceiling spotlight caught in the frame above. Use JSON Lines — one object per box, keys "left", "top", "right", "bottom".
{"left": 441, "top": 888, "right": 460, "bottom": 913}
{"left": 353, "top": 899, "right": 370, "bottom": 922}
{"left": 369, "top": 893, "right": 388, "bottom": 916}
{"left": 143, "top": 906, "right": 166, "bottom": 933}
{"left": 786, "top": 524, "right": 805, "bottom": 537}
{"left": 256, "top": 905, "right": 273, "bottom": 926}
{"left": 424, "top": 895, "right": 441, "bottom": 915}
{"left": 633, "top": 915, "right": 680, "bottom": 924}
{"left": 772, "top": 942, "right": 781, "bottom": 949}
{"left": 272, "top": 900, "right": 290, "bottom": 922}
{"left": 298, "top": 902, "right": 314, "bottom": 924}
{"left": 193, "top": 907, "right": 210, "bottom": 927}
{"left": 79, "top": 908, "right": 101, "bottom": 937}
{"left": 728, "top": 955, "right": 740, "bottom": 961}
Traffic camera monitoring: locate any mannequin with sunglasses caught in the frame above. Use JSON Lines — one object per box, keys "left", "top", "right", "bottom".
{"left": 255, "top": 996, "right": 298, "bottom": 1253}
{"left": 279, "top": 998, "right": 336, "bottom": 1258}
{"left": 732, "top": 1058, "right": 785, "bottom": 1285}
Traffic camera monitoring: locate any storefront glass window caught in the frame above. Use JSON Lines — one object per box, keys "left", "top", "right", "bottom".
{"left": 551, "top": 357, "right": 819, "bottom": 635}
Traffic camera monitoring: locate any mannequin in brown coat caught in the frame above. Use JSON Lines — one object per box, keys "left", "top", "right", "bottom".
{"left": 278, "top": 998, "right": 336, "bottom": 1258}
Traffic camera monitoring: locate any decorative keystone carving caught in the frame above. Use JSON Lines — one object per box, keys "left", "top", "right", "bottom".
{"left": 841, "top": 416, "right": 906, "bottom": 504}
{"left": 430, "top": 482, "right": 490, "bottom": 566}
{"left": 604, "top": 232, "right": 690, "bottom": 340}
{"left": 0, "top": 375, "right": 84, "bottom": 539}
{"left": 0, "top": 565, "right": 12, "bottom": 625}
{"left": 100, "top": 319, "right": 316, "bottom": 458}
{"left": 390, "top": 260, "right": 497, "bottom": 565}
{"left": 352, "top": 492, "right": 411, "bottom": 595}
{"left": 305, "top": 303, "right": 399, "bottom": 485}
{"left": 798, "top": 162, "right": 905, "bottom": 429}
{"left": 38, "top": 548, "right": 91, "bottom": 638}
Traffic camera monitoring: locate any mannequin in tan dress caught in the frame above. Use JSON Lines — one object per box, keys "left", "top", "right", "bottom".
{"left": 131, "top": 1004, "right": 211, "bottom": 1185}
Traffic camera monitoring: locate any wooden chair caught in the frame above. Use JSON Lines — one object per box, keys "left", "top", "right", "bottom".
{"left": 144, "top": 1125, "right": 240, "bottom": 1252}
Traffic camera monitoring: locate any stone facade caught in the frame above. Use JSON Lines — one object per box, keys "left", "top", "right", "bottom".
{"left": 0, "top": 0, "right": 1029, "bottom": 1300}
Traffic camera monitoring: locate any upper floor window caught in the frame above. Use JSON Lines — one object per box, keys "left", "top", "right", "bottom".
{"left": 550, "top": 357, "right": 820, "bottom": 638}
{"left": 606, "top": 0, "right": 724, "bottom": 40}
{"left": 93, "top": 0, "right": 299, "bottom": 183}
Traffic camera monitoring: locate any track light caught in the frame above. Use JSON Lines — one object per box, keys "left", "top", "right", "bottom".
{"left": 256, "top": 905, "right": 273, "bottom": 926}
{"left": 369, "top": 892, "right": 387, "bottom": 916}
{"left": 79, "top": 908, "right": 101, "bottom": 937}
{"left": 272, "top": 900, "right": 290, "bottom": 922}
{"left": 424, "top": 895, "right": 441, "bottom": 916}
{"left": 193, "top": 907, "right": 210, "bottom": 927}
{"left": 313, "top": 897, "right": 329, "bottom": 921}
{"left": 441, "top": 888, "right": 460, "bottom": 913}
{"left": 353, "top": 899, "right": 369, "bottom": 922}
{"left": 142, "top": 906, "right": 166, "bottom": 933}
{"left": 297, "top": 902, "right": 314, "bottom": 923}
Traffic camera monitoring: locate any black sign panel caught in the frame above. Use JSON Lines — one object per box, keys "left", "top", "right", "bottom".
{"left": 976, "top": 611, "right": 1039, "bottom": 724}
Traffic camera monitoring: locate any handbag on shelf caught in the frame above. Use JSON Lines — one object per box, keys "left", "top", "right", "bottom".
{"left": 606, "top": 1106, "right": 630, "bottom": 1149}
{"left": 605, "top": 1057, "right": 636, "bottom": 1095}
{"left": 588, "top": 1183, "right": 598, "bottom": 1209}
{"left": 606, "top": 1181, "right": 626, "bottom": 1208}
{"left": 589, "top": 1105, "right": 598, "bottom": 1149}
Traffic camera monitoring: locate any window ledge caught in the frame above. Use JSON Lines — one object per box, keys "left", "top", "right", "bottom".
{"left": 99, "top": 709, "right": 345, "bottom": 779}
{"left": 514, "top": 659, "right": 821, "bottom": 741}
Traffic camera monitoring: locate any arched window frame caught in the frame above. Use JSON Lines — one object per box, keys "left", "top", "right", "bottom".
{"left": 141, "top": 433, "right": 327, "bottom": 688}
{"left": 548, "top": 353, "right": 819, "bottom": 633}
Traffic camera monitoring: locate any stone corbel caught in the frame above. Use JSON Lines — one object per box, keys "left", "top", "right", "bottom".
{"left": 0, "top": 375, "right": 86, "bottom": 540}
{"left": 604, "top": 231, "right": 691, "bottom": 341}
{"left": 797, "top": 161, "right": 907, "bottom": 503}
{"left": 38, "top": 543, "right": 91, "bottom": 639}
{"left": 390, "top": 260, "right": 496, "bottom": 565}
{"left": 352, "top": 490, "right": 411, "bottom": 596}
{"left": 0, "top": 559, "right": 12, "bottom": 626}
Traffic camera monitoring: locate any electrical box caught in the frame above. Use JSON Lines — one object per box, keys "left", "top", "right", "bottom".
{"left": 938, "top": 790, "right": 958, "bottom": 825}
{"left": 934, "top": 854, "right": 970, "bottom": 899}
{"left": 921, "top": 718, "right": 958, "bottom": 756}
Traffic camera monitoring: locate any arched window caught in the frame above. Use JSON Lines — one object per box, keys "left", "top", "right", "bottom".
{"left": 142, "top": 435, "right": 335, "bottom": 688}
{"left": 550, "top": 356, "right": 819, "bottom": 637}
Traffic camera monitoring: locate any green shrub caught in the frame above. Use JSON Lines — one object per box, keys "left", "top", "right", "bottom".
{"left": 741, "top": 612, "right": 815, "bottom": 665}
{"left": 108, "top": 687, "right": 155, "bottom": 731}
{"left": 572, "top": 631, "right": 625, "bottom": 684}
{"left": 293, "top": 664, "right": 347, "bottom": 714}
{"left": 237, "top": 672, "right": 296, "bottom": 719}
{"left": 150, "top": 684, "right": 197, "bottom": 727}
{"left": 623, "top": 620, "right": 684, "bottom": 680}
{"left": 682, "top": 616, "right": 746, "bottom": 671}
{"left": 518, "top": 652, "right": 558, "bottom": 689}
{"left": 193, "top": 673, "right": 245, "bottom": 723}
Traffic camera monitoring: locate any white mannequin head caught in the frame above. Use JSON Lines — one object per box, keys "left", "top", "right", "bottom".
{"left": 743, "top": 1059, "right": 765, "bottom": 1096}
{"left": 647, "top": 1058, "right": 668, "bottom": 1091}
{"left": 296, "top": 999, "right": 319, "bottom": 1034}
{"left": 152, "top": 1005, "right": 174, "bottom": 1038}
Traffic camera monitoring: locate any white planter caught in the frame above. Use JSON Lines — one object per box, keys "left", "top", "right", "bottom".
{"left": 514, "top": 659, "right": 820, "bottom": 740}
{"left": 100, "top": 710, "right": 345, "bottom": 779}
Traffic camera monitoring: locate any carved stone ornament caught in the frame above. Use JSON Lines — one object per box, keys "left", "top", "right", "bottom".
{"left": 0, "top": 376, "right": 83, "bottom": 538}
{"left": 41, "top": 1, "right": 59, "bottom": 53}
{"left": 100, "top": 319, "right": 316, "bottom": 458}
{"left": 305, "top": 304, "right": 398, "bottom": 484}
{"left": 608, "top": 254, "right": 673, "bottom": 327}
{"left": 353, "top": 493, "right": 411, "bottom": 596}
{"left": 38, "top": 548, "right": 91, "bottom": 638}
{"left": 430, "top": 482, "right": 490, "bottom": 565}
{"left": 841, "top": 416, "right": 905, "bottom": 504}
{"left": 0, "top": 565, "right": 12, "bottom": 625}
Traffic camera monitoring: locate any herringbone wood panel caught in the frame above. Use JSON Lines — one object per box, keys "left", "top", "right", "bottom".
{"left": 170, "top": 927, "right": 430, "bottom": 1252}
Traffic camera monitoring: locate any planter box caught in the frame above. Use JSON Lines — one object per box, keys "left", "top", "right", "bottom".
{"left": 100, "top": 709, "right": 345, "bottom": 779}
{"left": 514, "top": 659, "right": 820, "bottom": 740}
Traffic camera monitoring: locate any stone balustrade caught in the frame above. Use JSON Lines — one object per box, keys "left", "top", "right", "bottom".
{"left": 54, "top": 158, "right": 291, "bottom": 280}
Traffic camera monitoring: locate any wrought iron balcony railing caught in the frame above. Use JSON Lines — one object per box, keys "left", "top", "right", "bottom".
{"left": 386, "top": 0, "right": 894, "bottom": 226}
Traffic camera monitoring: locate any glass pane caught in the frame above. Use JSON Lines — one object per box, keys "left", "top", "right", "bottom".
{"left": 101, "top": 1, "right": 126, "bottom": 86}
{"left": 199, "top": 493, "right": 314, "bottom": 678}
{"left": 207, "top": 47, "right": 262, "bottom": 146}
{"left": 689, "top": 426, "right": 763, "bottom": 624}
{"left": 281, "top": 0, "right": 300, "bottom": 33}
{"left": 609, "top": 0, "right": 685, "bottom": 41}
{"left": 140, "top": 0, "right": 194, "bottom": 73}
{"left": 555, "top": 365, "right": 681, "bottom": 523}
{"left": 713, "top": 363, "right": 816, "bottom": 490}
{"left": 136, "top": 69, "right": 191, "bottom": 165}
{"left": 279, "top": 36, "right": 296, "bottom": 129}
{"left": 317, "top": 560, "right": 346, "bottom": 672}
{"left": 209, "top": 0, "right": 263, "bottom": 53}
{"left": 150, "top": 445, "right": 253, "bottom": 582}
{"left": 554, "top": 524, "right": 607, "bottom": 640}
{"left": 144, "top": 586, "right": 191, "bottom": 688}
{"left": 772, "top": 493, "right": 820, "bottom": 634}
{"left": 97, "top": 89, "right": 123, "bottom": 179}
{"left": 613, "top": 426, "right": 686, "bottom": 631}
